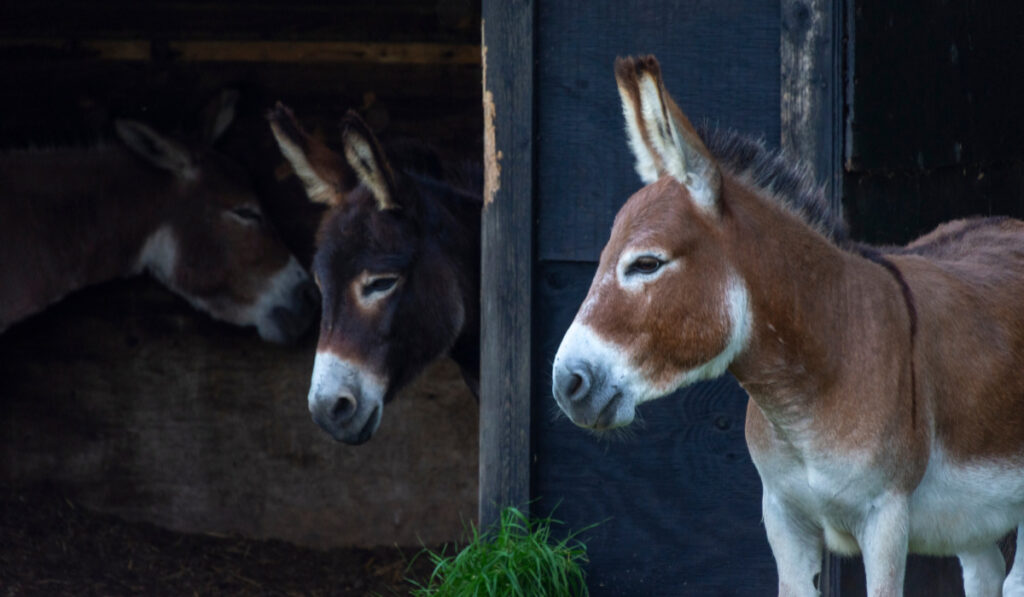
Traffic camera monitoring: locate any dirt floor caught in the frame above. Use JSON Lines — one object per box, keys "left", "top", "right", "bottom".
{"left": 0, "top": 484, "right": 439, "bottom": 596}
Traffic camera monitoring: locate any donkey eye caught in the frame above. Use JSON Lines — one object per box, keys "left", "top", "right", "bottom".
{"left": 229, "top": 206, "right": 264, "bottom": 224}
{"left": 363, "top": 276, "right": 398, "bottom": 297}
{"left": 627, "top": 256, "right": 663, "bottom": 275}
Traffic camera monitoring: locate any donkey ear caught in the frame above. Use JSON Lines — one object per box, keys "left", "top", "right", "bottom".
{"left": 201, "top": 88, "right": 239, "bottom": 144}
{"left": 114, "top": 119, "right": 195, "bottom": 178}
{"left": 340, "top": 110, "right": 398, "bottom": 211}
{"left": 614, "top": 55, "right": 721, "bottom": 212}
{"left": 268, "top": 102, "right": 355, "bottom": 206}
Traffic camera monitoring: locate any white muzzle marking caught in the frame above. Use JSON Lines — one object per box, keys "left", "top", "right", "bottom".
{"left": 551, "top": 274, "right": 752, "bottom": 428}
{"left": 308, "top": 351, "right": 386, "bottom": 442}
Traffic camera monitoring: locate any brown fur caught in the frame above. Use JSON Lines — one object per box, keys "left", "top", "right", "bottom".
{"left": 0, "top": 118, "right": 313, "bottom": 343}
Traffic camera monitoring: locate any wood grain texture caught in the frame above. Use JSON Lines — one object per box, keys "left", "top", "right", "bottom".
{"left": 478, "top": 0, "right": 533, "bottom": 528}
{"left": 781, "top": 0, "right": 843, "bottom": 209}
{"left": 535, "top": 0, "right": 781, "bottom": 262}
{"left": 0, "top": 280, "right": 478, "bottom": 549}
{"left": 0, "top": 40, "right": 481, "bottom": 65}
{"left": 0, "top": 0, "right": 481, "bottom": 44}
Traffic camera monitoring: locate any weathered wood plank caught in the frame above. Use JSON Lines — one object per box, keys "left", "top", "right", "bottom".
{"left": 0, "top": 39, "right": 481, "bottom": 65}
{"left": 479, "top": 0, "right": 533, "bottom": 529}
{"left": 0, "top": 1, "right": 481, "bottom": 45}
{"left": 781, "top": 0, "right": 844, "bottom": 209}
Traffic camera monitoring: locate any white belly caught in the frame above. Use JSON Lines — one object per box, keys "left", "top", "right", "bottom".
{"left": 753, "top": 442, "right": 1024, "bottom": 557}
{"left": 907, "top": 447, "right": 1024, "bottom": 555}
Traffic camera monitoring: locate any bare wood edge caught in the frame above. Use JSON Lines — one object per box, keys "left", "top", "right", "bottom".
{"left": 481, "top": 21, "right": 502, "bottom": 207}
{"left": 0, "top": 39, "right": 481, "bottom": 65}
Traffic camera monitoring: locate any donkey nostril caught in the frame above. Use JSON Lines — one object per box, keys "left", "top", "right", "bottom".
{"left": 555, "top": 360, "right": 592, "bottom": 403}
{"left": 331, "top": 395, "right": 357, "bottom": 423}
{"left": 568, "top": 373, "right": 584, "bottom": 397}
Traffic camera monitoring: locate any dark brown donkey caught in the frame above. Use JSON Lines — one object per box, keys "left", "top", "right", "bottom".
{"left": 552, "top": 55, "right": 1024, "bottom": 597}
{"left": 269, "top": 104, "right": 480, "bottom": 445}
{"left": 0, "top": 95, "right": 317, "bottom": 343}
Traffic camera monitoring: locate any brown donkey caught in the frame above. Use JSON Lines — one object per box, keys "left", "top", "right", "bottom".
{"left": 552, "top": 55, "right": 1024, "bottom": 597}
{"left": 0, "top": 94, "right": 317, "bottom": 343}
{"left": 269, "top": 104, "right": 480, "bottom": 445}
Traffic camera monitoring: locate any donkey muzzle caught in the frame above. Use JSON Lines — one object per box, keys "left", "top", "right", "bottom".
{"left": 308, "top": 352, "right": 385, "bottom": 445}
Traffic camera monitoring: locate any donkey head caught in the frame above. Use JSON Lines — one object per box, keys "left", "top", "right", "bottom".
{"left": 269, "top": 103, "right": 469, "bottom": 444}
{"left": 120, "top": 91, "right": 318, "bottom": 344}
{"left": 552, "top": 55, "right": 752, "bottom": 430}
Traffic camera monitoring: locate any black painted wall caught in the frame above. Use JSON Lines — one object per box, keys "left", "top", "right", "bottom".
{"left": 530, "top": 2, "right": 780, "bottom": 594}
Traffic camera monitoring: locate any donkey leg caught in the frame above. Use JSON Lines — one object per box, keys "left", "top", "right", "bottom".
{"left": 858, "top": 494, "right": 910, "bottom": 597}
{"left": 763, "top": 493, "right": 822, "bottom": 597}
{"left": 958, "top": 544, "right": 1005, "bottom": 597}
{"left": 1004, "top": 525, "right": 1024, "bottom": 597}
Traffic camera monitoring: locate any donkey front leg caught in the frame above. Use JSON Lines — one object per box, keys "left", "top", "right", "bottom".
{"left": 858, "top": 494, "right": 910, "bottom": 597}
{"left": 763, "top": 493, "right": 823, "bottom": 597}
{"left": 1003, "top": 525, "right": 1024, "bottom": 597}
{"left": 957, "top": 543, "right": 1005, "bottom": 597}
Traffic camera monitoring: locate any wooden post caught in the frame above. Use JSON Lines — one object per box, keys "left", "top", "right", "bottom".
{"left": 781, "top": 0, "right": 845, "bottom": 594}
{"left": 479, "top": 0, "right": 534, "bottom": 529}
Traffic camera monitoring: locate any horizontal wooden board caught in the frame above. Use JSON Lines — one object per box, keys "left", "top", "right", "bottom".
{"left": 0, "top": 0, "right": 480, "bottom": 44}
{"left": 0, "top": 39, "right": 480, "bottom": 65}
{"left": 535, "top": 0, "right": 781, "bottom": 262}
{"left": 845, "top": 159, "right": 1024, "bottom": 245}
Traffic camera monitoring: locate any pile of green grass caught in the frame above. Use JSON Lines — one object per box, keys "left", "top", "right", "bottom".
{"left": 408, "top": 506, "right": 593, "bottom": 597}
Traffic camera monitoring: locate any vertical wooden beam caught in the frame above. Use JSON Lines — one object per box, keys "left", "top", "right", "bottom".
{"left": 781, "top": 0, "right": 844, "bottom": 213}
{"left": 781, "top": 0, "right": 845, "bottom": 594}
{"left": 479, "top": 0, "right": 534, "bottom": 529}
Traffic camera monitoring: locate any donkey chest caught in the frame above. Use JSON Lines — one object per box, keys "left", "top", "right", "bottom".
{"left": 749, "top": 437, "right": 888, "bottom": 555}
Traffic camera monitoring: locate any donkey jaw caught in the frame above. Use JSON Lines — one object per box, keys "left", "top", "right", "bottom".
{"left": 246, "top": 257, "right": 319, "bottom": 344}
{"left": 308, "top": 351, "right": 386, "bottom": 445}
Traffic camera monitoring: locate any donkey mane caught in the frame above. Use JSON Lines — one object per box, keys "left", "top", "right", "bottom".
{"left": 698, "top": 124, "right": 849, "bottom": 246}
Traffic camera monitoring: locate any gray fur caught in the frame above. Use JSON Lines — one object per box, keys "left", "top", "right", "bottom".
{"left": 698, "top": 124, "right": 849, "bottom": 246}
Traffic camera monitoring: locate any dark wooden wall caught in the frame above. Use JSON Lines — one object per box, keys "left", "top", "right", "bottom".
{"left": 838, "top": 1, "right": 1024, "bottom": 594}
{"left": 0, "top": 0, "right": 482, "bottom": 549}
{"left": 844, "top": 0, "right": 1024, "bottom": 246}
{"left": 497, "top": 2, "right": 783, "bottom": 594}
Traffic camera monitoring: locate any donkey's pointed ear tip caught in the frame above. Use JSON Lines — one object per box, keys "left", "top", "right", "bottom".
{"left": 636, "top": 54, "right": 662, "bottom": 75}
{"left": 267, "top": 101, "right": 290, "bottom": 122}
{"left": 340, "top": 108, "right": 366, "bottom": 128}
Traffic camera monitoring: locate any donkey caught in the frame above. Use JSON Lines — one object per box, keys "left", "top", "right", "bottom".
{"left": 0, "top": 94, "right": 317, "bottom": 343}
{"left": 268, "top": 103, "right": 480, "bottom": 445}
{"left": 551, "top": 55, "right": 1024, "bottom": 597}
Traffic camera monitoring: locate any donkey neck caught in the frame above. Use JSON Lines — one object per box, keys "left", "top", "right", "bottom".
{"left": 418, "top": 173, "right": 482, "bottom": 389}
{"left": 0, "top": 145, "right": 180, "bottom": 330}
{"left": 724, "top": 177, "right": 914, "bottom": 437}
